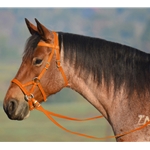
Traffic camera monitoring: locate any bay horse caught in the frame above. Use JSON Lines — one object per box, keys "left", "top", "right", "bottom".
{"left": 3, "top": 18, "right": 150, "bottom": 142}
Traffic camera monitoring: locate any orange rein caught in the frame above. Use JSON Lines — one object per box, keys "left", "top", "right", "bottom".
{"left": 11, "top": 31, "right": 150, "bottom": 140}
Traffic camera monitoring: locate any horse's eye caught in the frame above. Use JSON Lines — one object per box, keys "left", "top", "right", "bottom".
{"left": 33, "top": 58, "right": 43, "bottom": 66}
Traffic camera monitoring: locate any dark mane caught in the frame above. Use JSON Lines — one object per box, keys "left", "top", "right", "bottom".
{"left": 59, "top": 32, "right": 150, "bottom": 96}
{"left": 23, "top": 33, "right": 41, "bottom": 60}
{"left": 23, "top": 32, "right": 150, "bottom": 97}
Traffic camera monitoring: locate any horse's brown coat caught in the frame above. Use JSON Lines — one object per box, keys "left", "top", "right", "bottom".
{"left": 3, "top": 18, "right": 150, "bottom": 141}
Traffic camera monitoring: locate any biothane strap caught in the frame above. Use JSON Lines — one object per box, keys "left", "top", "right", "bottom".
{"left": 38, "top": 32, "right": 68, "bottom": 87}
{"left": 33, "top": 100, "right": 150, "bottom": 140}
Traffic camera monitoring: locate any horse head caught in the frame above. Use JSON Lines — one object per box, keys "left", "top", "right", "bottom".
{"left": 3, "top": 18, "right": 67, "bottom": 120}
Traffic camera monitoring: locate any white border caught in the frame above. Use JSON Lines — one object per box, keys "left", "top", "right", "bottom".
{"left": 0, "top": 0, "right": 150, "bottom": 7}
{"left": 1, "top": 142, "right": 148, "bottom": 150}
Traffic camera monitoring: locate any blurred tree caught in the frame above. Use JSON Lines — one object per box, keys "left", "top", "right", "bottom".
{"left": 141, "top": 19, "right": 150, "bottom": 53}
{"left": 0, "top": 35, "right": 19, "bottom": 62}
{"left": 141, "top": 19, "right": 150, "bottom": 41}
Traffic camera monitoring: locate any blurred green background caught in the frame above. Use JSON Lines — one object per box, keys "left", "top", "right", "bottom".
{"left": 1, "top": 8, "right": 150, "bottom": 142}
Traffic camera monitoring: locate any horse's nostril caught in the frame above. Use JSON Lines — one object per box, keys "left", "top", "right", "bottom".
{"left": 7, "top": 99, "right": 18, "bottom": 114}
{"left": 3, "top": 99, "right": 29, "bottom": 120}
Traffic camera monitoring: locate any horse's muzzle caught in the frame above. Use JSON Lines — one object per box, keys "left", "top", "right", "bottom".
{"left": 3, "top": 99, "right": 30, "bottom": 120}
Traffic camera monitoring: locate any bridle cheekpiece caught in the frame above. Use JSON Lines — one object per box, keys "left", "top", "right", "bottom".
{"left": 12, "top": 31, "right": 68, "bottom": 110}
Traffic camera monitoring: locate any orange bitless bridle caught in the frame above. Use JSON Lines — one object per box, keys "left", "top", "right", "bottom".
{"left": 11, "top": 31, "right": 150, "bottom": 141}
{"left": 12, "top": 32, "right": 68, "bottom": 110}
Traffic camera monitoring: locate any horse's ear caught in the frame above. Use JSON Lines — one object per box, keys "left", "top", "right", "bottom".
{"left": 35, "top": 18, "right": 53, "bottom": 42}
{"left": 25, "top": 18, "right": 38, "bottom": 35}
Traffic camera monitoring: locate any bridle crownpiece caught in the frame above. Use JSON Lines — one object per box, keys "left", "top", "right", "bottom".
{"left": 12, "top": 31, "right": 68, "bottom": 110}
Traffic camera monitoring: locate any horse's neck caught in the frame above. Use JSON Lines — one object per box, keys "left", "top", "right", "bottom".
{"left": 61, "top": 48, "right": 150, "bottom": 141}
{"left": 66, "top": 70, "right": 150, "bottom": 141}
{"left": 68, "top": 72, "right": 109, "bottom": 118}
{"left": 62, "top": 63, "right": 113, "bottom": 119}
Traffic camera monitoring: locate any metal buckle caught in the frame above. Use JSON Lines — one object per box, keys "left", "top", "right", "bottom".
{"left": 24, "top": 93, "right": 34, "bottom": 102}
{"left": 56, "top": 60, "right": 61, "bottom": 68}
{"left": 33, "top": 99, "right": 41, "bottom": 108}
{"left": 45, "top": 62, "right": 50, "bottom": 70}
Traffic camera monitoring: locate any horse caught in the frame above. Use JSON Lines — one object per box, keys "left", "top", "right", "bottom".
{"left": 3, "top": 18, "right": 150, "bottom": 142}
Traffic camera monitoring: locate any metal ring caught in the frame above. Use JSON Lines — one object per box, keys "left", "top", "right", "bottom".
{"left": 33, "top": 77, "right": 40, "bottom": 83}
{"left": 24, "top": 95, "right": 29, "bottom": 102}
{"left": 24, "top": 94, "right": 34, "bottom": 102}
{"left": 30, "top": 93, "right": 34, "bottom": 99}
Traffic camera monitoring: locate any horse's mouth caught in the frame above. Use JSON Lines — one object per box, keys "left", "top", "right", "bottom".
{"left": 24, "top": 111, "right": 30, "bottom": 119}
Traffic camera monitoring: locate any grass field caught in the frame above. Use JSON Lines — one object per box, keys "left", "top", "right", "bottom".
{"left": 0, "top": 101, "right": 115, "bottom": 142}
{"left": 0, "top": 62, "right": 115, "bottom": 142}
